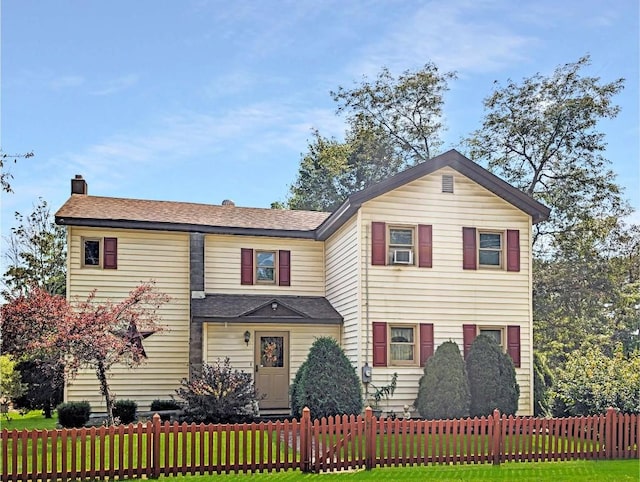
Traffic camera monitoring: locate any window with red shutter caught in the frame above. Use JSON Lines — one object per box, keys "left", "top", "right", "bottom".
{"left": 103, "top": 237, "right": 117, "bottom": 269}
{"left": 462, "top": 227, "right": 477, "bottom": 270}
{"left": 417, "top": 224, "right": 432, "bottom": 268}
{"left": 506, "top": 230, "right": 520, "bottom": 272}
{"left": 463, "top": 324, "right": 477, "bottom": 358}
{"left": 419, "top": 323, "right": 434, "bottom": 366}
{"left": 372, "top": 322, "right": 387, "bottom": 367}
{"left": 371, "top": 222, "right": 386, "bottom": 266}
{"left": 507, "top": 325, "right": 521, "bottom": 367}
{"left": 241, "top": 248, "right": 254, "bottom": 285}
{"left": 278, "top": 250, "right": 291, "bottom": 286}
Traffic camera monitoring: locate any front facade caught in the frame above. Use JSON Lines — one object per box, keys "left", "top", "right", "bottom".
{"left": 56, "top": 150, "right": 549, "bottom": 416}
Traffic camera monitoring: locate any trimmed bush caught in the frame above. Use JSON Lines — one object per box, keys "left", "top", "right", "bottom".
{"left": 150, "top": 399, "right": 181, "bottom": 411}
{"left": 113, "top": 399, "right": 137, "bottom": 424}
{"left": 466, "top": 334, "right": 520, "bottom": 417}
{"left": 177, "top": 358, "right": 259, "bottom": 424}
{"left": 289, "top": 359, "right": 308, "bottom": 418}
{"left": 291, "top": 337, "right": 363, "bottom": 419}
{"left": 415, "top": 341, "right": 470, "bottom": 419}
{"left": 57, "top": 401, "right": 91, "bottom": 428}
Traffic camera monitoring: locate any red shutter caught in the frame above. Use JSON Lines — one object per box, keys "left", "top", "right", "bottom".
{"left": 463, "top": 324, "right": 477, "bottom": 358}
{"left": 103, "top": 237, "right": 117, "bottom": 269}
{"left": 507, "top": 325, "right": 521, "bottom": 367}
{"left": 371, "top": 222, "right": 386, "bottom": 266}
{"left": 372, "top": 322, "right": 387, "bottom": 367}
{"left": 418, "top": 224, "right": 433, "bottom": 268}
{"left": 462, "top": 227, "right": 477, "bottom": 270}
{"left": 419, "top": 323, "right": 434, "bottom": 366}
{"left": 506, "top": 229, "right": 520, "bottom": 272}
{"left": 241, "top": 248, "right": 253, "bottom": 285}
{"left": 278, "top": 250, "right": 291, "bottom": 286}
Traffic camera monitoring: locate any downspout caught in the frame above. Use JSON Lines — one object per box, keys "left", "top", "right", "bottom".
{"left": 364, "top": 222, "right": 370, "bottom": 399}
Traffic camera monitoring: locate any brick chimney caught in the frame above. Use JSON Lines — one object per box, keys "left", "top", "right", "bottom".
{"left": 71, "top": 175, "right": 88, "bottom": 195}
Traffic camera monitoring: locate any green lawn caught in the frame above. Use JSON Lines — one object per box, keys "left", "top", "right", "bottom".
{"left": 0, "top": 410, "right": 58, "bottom": 431}
{"left": 157, "top": 460, "right": 639, "bottom": 481}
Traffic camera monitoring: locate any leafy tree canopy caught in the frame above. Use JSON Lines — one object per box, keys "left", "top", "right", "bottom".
{"left": 466, "top": 55, "right": 628, "bottom": 251}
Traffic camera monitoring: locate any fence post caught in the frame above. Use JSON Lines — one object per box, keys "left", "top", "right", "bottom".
{"left": 364, "top": 407, "right": 374, "bottom": 470}
{"left": 605, "top": 407, "right": 616, "bottom": 459}
{"left": 491, "top": 409, "right": 501, "bottom": 465}
{"left": 300, "top": 407, "right": 311, "bottom": 473}
{"left": 151, "top": 413, "right": 161, "bottom": 478}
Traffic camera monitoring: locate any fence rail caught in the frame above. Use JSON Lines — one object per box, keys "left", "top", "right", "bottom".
{"left": 1, "top": 408, "right": 637, "bottom": 481}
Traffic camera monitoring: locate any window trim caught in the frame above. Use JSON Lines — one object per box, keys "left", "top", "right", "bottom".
{"left": 255, "top": 250, "right": 277, "bottom": 284}
{"left": 81, "top": 237, "right": 102, "bottom": 268}
{"left": 477, "top": 230, "right": 504, "bottom": 269}
{"left": 388, "top": 324, "right": 418, "bottom": 366}
{"left": 388, "top": 225, "right": 416, "bottom": 266}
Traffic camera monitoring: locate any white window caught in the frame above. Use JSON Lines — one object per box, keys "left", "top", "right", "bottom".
{"left": 389, "top": 325, "right": 416, "bottom": 365}
{"left": 478, "top": 232, "right": 503, "bottom": 268}
{"left": 256, "top": 250, "right": 276, "bottom": 283}
{"left": 389, "top": 227, "right": 415, "bottom": 265}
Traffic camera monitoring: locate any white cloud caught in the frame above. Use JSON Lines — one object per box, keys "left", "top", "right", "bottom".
{"left": 50, "top": 75, "right": 85, "bottom": 90}
{"left": 90, "top": 74, "right": 140, "bottom": 96}
{"left": 348, "top": 0, "right": 536, "bottom": 77}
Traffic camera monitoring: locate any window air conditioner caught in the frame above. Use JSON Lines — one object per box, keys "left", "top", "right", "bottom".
{"left": 392, "top": 249, "right": 413, "bottom": 264}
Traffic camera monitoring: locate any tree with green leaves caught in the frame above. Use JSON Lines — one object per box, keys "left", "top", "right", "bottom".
{"left": 466, "top": 335, "right": 520, "bottom": 417}
{"left": 533, "top": 352, "right": 553, "bottom": 417}
{"left": 3, "top": 198, "right": 66, "bottom": 296}
{"left": 552, "top": 345, "right": 640, "bottom": 416}
{"left": 332, "top": 63, "right": 456, "bottom": 164}
{"left": 466, "top": 55, "right": 627, "bottom": 250}
{"left": 285, "top": 63, "right": 456, "bottom": 211}
{"left": 415, "top": 341, "right": 470, "bottom": 419}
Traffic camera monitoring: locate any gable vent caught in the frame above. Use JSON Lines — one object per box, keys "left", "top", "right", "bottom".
{"left": 442, "top": 174, "right": 454, "bottom": 193}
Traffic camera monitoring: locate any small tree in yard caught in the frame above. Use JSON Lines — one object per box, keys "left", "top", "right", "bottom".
{"left": 0, "top": 282, "right": 169, "bottom": 425}
{"left": 466, "top": 335, "right": 520, "bottom": 417}
{"left": 177, "top": 358, "right": 259, "bottom": 424}
{"left": 290, "top": 337, "right": 363, "bottom": 419}
{"left": 415, "top": 341, "right": 470, "bottom": 419}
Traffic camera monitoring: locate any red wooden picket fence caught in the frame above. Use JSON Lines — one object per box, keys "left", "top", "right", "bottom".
{"left": 1, "top": 407, "right": 637, "bottom": 481}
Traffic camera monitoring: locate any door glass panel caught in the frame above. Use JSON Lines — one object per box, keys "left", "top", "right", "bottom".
{"left": 260, "top": 336, "right": 284, "bottom": 367}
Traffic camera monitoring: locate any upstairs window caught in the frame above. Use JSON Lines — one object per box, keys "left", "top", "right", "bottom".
{"left": 83, "top": 238, "right": 101, "bottom": 267}
{"left": 388, "top": 226, "right": 415, "bottom": 265}
{"left": 478, "top": 232, "right": 503, "bottom": 268}
{"left": 256, "top": 251, "right": 276, "bottom": 283}
{"left": 82, "top": 237, "right": 117, "bottom": 269}
{"left": 479, "top": 327, "right": 504, "bottom": 349}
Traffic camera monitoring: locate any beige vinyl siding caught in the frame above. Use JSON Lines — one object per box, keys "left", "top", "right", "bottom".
{"left": 65, "top": 227, "right": 190, "bottom": 411}
{"left": 204, "top": 323, "right": 341, "bottom": 385}
{"left": 325, "top": 215, "right": 361, "bottom": 363}
{"left": 360, "top": 167, "right": 534, "bottom": 415}
{"left": 205, "top": 235, "right": 325, "bottom": 295}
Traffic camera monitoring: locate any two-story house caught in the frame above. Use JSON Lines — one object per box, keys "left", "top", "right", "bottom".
{"left": 55, "top": 150, "right": 549, "bottom": 416}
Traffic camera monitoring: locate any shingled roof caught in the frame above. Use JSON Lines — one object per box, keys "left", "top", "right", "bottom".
{"left": 56, "top": 195, "right": 330, "bottom": 238}
{"left": 56, "top": 150, "right": 549, "bottom": 238}
{"left": 191, "top": 294, "right": 343, "bottom": 324}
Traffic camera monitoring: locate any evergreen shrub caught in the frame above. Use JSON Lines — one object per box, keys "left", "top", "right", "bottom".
{"left": 290, "top": 337, "right": 363, "bottom": 419}
{"left": 150, "top": 399, "right": 181, "bottom": 411}
{"left": 57, "top": 401, "right": 91, "bottom": 428}
{"left": 415, "top": 341, "right": 470, "bottom": 419}
{"left": 466, "top": 334, "right": 519, "bottom": 417}
{"left": 113, "top": 399, "right": 137, "bottom": 424}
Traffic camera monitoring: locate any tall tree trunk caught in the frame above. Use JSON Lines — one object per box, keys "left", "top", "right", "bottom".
{"left": 95, "top": 360, "right": 114, "bottom": 425}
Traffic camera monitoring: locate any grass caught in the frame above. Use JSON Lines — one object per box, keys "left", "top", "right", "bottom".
{"left": 0, "top": 410, "right": 58, "bottom": 431}
{"left": 156, "top": 460, "right": 639, "bottom": 481}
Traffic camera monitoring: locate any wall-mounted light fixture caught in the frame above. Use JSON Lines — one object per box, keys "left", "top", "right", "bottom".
{"left": 244, "top": 330, "right": 251, "bottom": 346}
{"left": 271, "top": 302, "right": 278, "bottom": 311}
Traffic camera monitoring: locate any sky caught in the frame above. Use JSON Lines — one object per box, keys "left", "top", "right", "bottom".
{"left": 1, "top": 0, "right": 638, "bottom": 250}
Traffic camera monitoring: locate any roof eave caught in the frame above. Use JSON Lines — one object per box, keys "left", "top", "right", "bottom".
{"left": 55, "top": 216, "right": 318, "bottom": 239}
